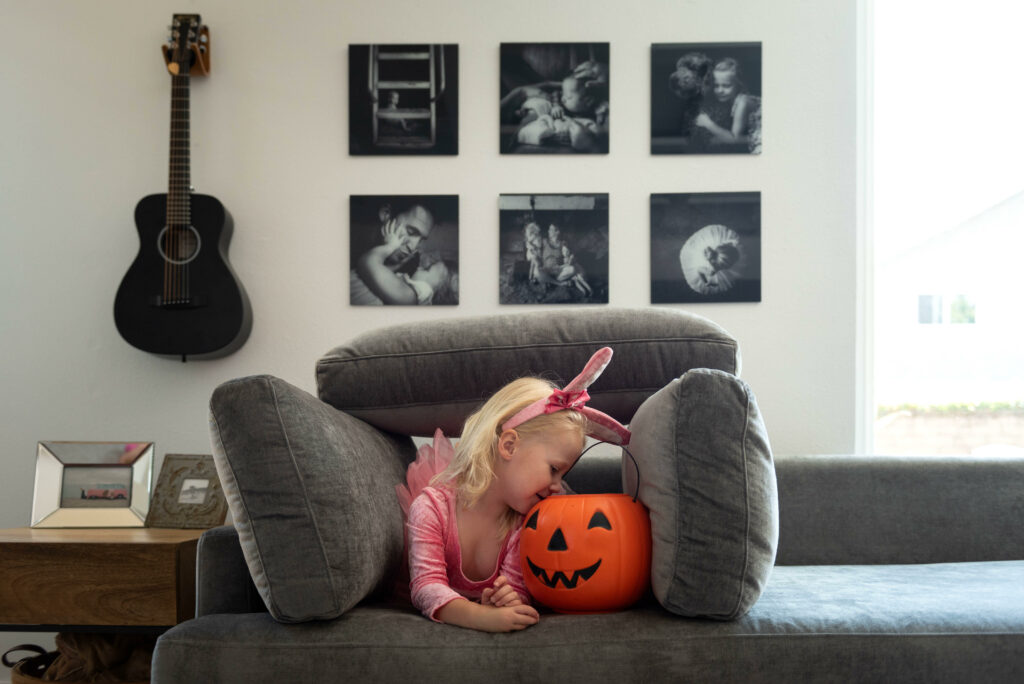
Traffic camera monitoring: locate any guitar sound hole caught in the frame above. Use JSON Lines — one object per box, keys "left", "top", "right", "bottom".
{"left": 157, "top": 225, "right": 201, "bottom": 265}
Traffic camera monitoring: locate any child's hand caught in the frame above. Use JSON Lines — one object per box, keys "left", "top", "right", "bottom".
{"left": 550, "top": 104, "right": 565, "bottom": 119}
{"left": 482, "top": 604, "right": 540, "bottom": 632}
{"left": 695, "top": 112, "right": 713, "bottom": 129}
{"left": 481, "top": 575, "right": 523, "bottom": 608}
{"left": 380, "top": 217, "right": 404, "bottom": 250}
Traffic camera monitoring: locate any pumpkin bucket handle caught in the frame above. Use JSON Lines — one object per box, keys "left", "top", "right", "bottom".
{"left": 574, "top": 441, "right": 642, "bottom": 502}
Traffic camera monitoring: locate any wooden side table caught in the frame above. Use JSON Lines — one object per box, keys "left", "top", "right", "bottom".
{"left": 0, "top": 528, "right": 202, "bottom": 631}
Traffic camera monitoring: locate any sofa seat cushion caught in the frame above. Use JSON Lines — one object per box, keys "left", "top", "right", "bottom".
{"left": 315, "top": 308, "right": 739, "bottom": 437}
{"left": 154, "top": 561, "right": 1024, "bottom": 684}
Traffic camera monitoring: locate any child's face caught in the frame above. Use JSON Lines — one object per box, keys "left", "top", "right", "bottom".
{"left": 712, "top": 71, "right": 738, "bottom": 102}
{"left": 498, "top": 428, "right": 583, "bottom": 514}
{"left": 412, "top": 261, "right": 449, "bottom": 291}
{"left": 560, "top": 77, "right": 586, "bottom": 113}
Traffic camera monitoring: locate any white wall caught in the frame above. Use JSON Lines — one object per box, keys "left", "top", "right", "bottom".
{"left": 0, "top": 0, "right": 857, "bottom": 532}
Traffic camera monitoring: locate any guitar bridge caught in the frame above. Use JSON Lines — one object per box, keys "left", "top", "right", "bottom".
{"left": 148, "top": 295, "right": 208, "bottom": 309}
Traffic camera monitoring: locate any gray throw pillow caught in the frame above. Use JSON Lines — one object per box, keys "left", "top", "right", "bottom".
{"left": 209, "top": 375, "right": 413, "bottom": 623}
{"left": 316, "top": 308, "right": 740, "bottom": 438}
{"left": 624, "top": 368, "right": 778, "bottom": 620}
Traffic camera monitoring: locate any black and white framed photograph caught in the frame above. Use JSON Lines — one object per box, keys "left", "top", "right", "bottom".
{"left": 145, "top": 454, "right": 228, "bottom": 529}
{"left": 499, "top": 43, "right": 609, "bottom": 154}
{"left": 651, "top": 42, "right": 762, "bottom": 155}
{"left": 650, "top": 192, "right": 761, "bottom": 303}
{"left": 349, "top": 44, "right": 458, "bottom": 155}
{"left": 499, "top": 193, "right": 608, "bottom": 304}
{"left": 31, "top": 441, "right": 153, "bottom": 528}
{"left": 349, "top": 195, "right": 459, "bottom": 305}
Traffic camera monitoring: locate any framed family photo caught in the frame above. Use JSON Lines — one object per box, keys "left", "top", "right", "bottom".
{"left": 31, "top": 441, "right": 153, "bottom": 528}
{"left": 651, "top": 42, "right": 762, "bottom": 155}
{"left": 348, "top": 44, "right": 458, "bottom": 155}
{"left": 499, "top": 42, "right": 609, "bottom": 154}
{"left": 650, "top": 192, "right": 762, "bottom": 304}
{"left": 499, "top": 193, "right": 609, "bottom": 305}
{"left": 349, "top": 194, "right": 459, "bottom": 306}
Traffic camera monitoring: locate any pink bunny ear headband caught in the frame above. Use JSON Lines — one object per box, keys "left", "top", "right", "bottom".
{"left": 502, "top": 347, "right": 631, "bottom": 446}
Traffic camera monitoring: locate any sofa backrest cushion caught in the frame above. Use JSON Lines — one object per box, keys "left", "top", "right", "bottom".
{"left": 625, "top": 368, "right": 778, "bottom": 620}
{"left": 315, "top": 308, "right": 740, "bottom": 437}
{"left": 209, "top": 375, "right": 413, "bottom": 623}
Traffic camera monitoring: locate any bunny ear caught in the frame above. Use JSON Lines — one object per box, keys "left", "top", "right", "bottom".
{"left": 562, "top": 347, "right": 613, "bottom": 394}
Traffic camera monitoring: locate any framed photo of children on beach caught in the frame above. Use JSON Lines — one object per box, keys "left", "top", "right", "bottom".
{"left": 499, "top": 43, "right": 609, "bottom": 154}
{"left": 498, "top": 193, "right": 609, "bottom": 305}
{"left": 348, "top": 44, "right": 459, "bottom": 155}
{"left": 651, "top": 42, "right": 762, "bottom": 155}
{"left": 650, "top": 192, "right": 761, "bottom": 304}
{"left": 349, "top": 195, "right": 460, "bottom": 306}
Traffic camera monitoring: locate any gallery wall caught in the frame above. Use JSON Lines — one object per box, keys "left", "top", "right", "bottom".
{"left": 0, "top": 0, "right": 858, "bottom": 535}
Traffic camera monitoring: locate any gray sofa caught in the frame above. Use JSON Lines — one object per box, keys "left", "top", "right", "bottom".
{"left": 152, "top": 309, "right": 1024, "bottom": 683}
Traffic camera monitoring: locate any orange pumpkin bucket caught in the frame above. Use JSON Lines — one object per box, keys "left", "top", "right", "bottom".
{"left": 520, "top": 492, "right": 651, "bottom": 613}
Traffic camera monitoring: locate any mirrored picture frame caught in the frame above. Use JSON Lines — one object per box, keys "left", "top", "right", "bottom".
{"left": 31, "top": 441, "right": 154, "bottom": 528}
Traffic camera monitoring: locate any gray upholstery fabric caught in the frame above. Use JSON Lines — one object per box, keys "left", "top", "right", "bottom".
{"left": 154, "top": 561, "right": 1024, "bottom": 684}
{"left": 209, "top": 375, "right": 415, "bottom": 623}
{"left": 316, "top": 308, "right": 739, "bottom": 437}
{"left": 775, "top": 453, "right": 1024, "bottom": 565}
{"left": 625, "top": 369, "right": 777, "bottom": 619}
{"left": 196, "top": 526, "right": 266, "bottom": 616}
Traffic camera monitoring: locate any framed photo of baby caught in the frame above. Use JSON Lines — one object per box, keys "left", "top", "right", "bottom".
{"left": 349, "top": 194, "right": 459, "bottom": 306}
{"left": 348, "top": 44, "right": 459, "bottom": 155}
{"left": 650, "top": 192, "right": 761, "bottom": 304}
{"left": 499, "top": 194, "right": 609, "bottom": 305}
{"left": 651, "top": 42, "right": 762, "bottom": 155}
{"left": 499, "top": 43, "right": 609, "bottom": 154}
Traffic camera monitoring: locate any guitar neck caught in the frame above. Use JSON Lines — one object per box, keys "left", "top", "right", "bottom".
{"left": 168, "top": 72, "right": 191, "bottom": 226}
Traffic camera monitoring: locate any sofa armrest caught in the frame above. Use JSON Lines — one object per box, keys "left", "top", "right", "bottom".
{"left": 776, "top": 453, "right": 1024, "bottom": 565}
{"left": 195, "top": 525, "right": 266, "bottom": 616}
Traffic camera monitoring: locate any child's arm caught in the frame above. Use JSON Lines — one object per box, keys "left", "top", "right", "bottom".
{"left": 729, "top": 94, "right": 752, "bottom": 139}
{"left": 408, "top": 492, "right": 539, "bottom": 632}
{"left": 436, "top": 597, "right": 539, "bottom": 632}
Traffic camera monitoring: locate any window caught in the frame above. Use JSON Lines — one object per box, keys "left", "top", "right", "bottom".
{"left": 871, "top": 2, "right": 1024, "bottom": 456}
{"left": 917, "top": 295, "right": 975, "bottom": 326}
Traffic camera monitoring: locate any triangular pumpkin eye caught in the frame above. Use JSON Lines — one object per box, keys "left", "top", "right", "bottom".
{"left": 587, "top": 510, "right": 612, "bottom": 530}
{"left": 525, "top": 510, "right": 539, "bottom": 529}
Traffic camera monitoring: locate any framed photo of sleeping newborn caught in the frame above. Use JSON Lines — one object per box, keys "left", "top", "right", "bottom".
{"left": 348, "top": 44, "right": 459, "bottom": 155}
{"left": 498, "top": 193, "right": 609, "bottom": 304}
{"left": 651, "top": 42, "right": 762, "bottom": 155}
{"left": 349, "top": 194, "right": 460, "bottom": 306}
{"left": 650, "top": 192, "right": 761, "bottom": 304}
{"left": 500, "top": 43, "right": 609, "bottom": 154}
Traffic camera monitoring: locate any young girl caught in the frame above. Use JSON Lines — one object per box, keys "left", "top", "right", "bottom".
{"left": 399, "top": 347, "right": 630, "bottom": 632}
{"left": 695, "top": 58, "right": 758, "bottom": 149}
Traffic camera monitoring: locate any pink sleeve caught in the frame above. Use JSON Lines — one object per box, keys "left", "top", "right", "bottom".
{"left": 407, "top": 490, "right": 465, "bottom": 621}
{"left": 500, "top": 526, "right": 532, "bottom": 605}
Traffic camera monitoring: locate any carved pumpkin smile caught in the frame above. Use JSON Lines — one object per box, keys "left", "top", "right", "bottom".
{"left": 521, "top": 494, "right": 651, "bottom": 613}
{"left": 525, "top": 557, "right": 602, "bottom": 589}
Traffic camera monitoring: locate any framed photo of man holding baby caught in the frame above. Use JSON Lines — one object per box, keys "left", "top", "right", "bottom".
{"left": 651, "top": 42, "right": 762, "bottom": 155}
{"left": 349, "top": 195, "right": 460, "bottom": 306}
{"left": 499, "top": 43, "right": 609, "bottom": 154}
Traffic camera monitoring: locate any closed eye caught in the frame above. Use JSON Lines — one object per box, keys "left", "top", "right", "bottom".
{"left": 587, "top": 511, "right": 612, "bottom": 530}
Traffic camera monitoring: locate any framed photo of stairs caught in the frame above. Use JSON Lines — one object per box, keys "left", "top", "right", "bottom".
{"left": 349, "top": 44, "right": 458, "bottom": 155}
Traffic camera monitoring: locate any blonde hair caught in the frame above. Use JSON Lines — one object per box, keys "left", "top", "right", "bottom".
{"left": 434, "top": 376, "right": 587, "bottom": 527}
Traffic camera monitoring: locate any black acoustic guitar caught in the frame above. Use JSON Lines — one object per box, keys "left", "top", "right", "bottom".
{"left": 115, "top": 14, "right": 251, "bottom": 361}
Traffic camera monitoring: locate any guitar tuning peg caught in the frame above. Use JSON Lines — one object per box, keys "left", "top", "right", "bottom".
{"left": 199, "top": 34, "right": 208, "bottom": 43}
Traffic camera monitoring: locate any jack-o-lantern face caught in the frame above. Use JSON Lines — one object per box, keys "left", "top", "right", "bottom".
{"left": 520, "top": 494, "right": 651, "bottom": 613}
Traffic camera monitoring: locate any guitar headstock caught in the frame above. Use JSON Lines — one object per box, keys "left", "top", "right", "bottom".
{"left": 162, "top": 14, "right": 210, "bottom": 77}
